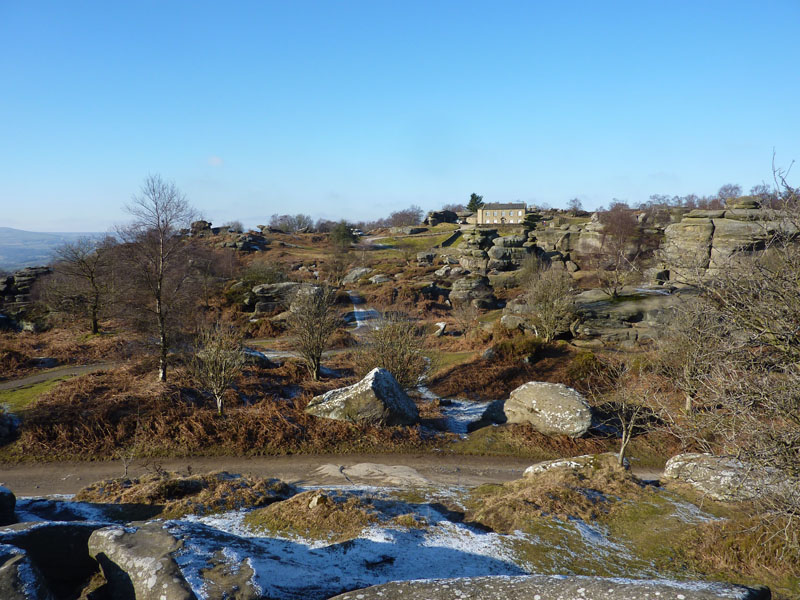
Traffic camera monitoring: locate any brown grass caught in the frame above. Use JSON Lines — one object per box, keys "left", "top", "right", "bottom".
{"left": 243, "top": 490, "right": 378, "bottom": 542}
{"left": 8, "top": 363, "right": 437, "bottom": 460}
{"left": 0, "top": 327, "right": 133, "bottom": 380}
{"left": 466, "top": 453, "right": 648, "bottom": 532}
{"left": 75, "top": 471, "right": 295, "bottom": 518}
{"left": 677, "top": 515, "right": 800, "bottom": 598}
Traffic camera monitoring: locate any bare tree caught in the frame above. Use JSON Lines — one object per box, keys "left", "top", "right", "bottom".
{"left": 717, "top": 183, "right": 742, "bottom": 202}
{"left": 354, "top": 309, "right": 428, "bottom": 390}
{"left": 592, "top": 202, "right": 652, "bottom": 298}
{"left": 387, "top": 205, "right": 424, "bottom": 227}
{"left": 40, "top": 236, "right": 116, "bottom": 333}
{"left": 590, "top": 357, "right": 660, "bottom": 467}
{"left": 287, "top": 285, "right": 341, "bottom": 380}
{"left": 657, "top": 176, "right": 800, "bottom": 548}
{"left": 451, "top": 301, "right": 479, "bottom": 336}
{"left": 567, "top": 197, "right": 583, "bottom": 214}
{"left": 118, "top": 174, "right": 196, "bottom": 382}
{"left": 190, "top": 324, "right": 246, "bottom": 415}
{"left": 521, "top": 265, "right": 576, "bottom": 343}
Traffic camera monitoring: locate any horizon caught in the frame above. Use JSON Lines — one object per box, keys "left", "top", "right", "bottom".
{"left": 3, "top": 1, "right": 799, "bottom": 232}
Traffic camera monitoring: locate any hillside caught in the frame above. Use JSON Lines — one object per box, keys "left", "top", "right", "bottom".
{"left": 0, "top": 227, "right": 104, "bottom": 272}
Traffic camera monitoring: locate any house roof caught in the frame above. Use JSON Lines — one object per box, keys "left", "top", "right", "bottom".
{"left": 481, "top": 202, "right": 526, "bottom": 210}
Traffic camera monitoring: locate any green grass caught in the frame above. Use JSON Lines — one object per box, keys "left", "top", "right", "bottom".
{"left": 426, "top": 350, "right": 476, "bottom": 374}
{"left": 0, "top": 377, "right": 67, "bottom": 414}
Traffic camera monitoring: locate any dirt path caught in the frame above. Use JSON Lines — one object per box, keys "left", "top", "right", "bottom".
{"left": 0, "top": 454, "right": 533, "bottom": 496}
{"left": 0, "top": 362, "right": 117, "bottom": 391}
{"left": 0, "top": 454, "right": 662, "bottom": 497}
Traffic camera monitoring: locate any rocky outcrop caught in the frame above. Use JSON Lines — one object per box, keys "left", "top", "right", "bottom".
{"left": 0, "top": 267, "right": 51, "bottom": 307}
{"left": 456, "top": 228, "right": 498, "bottom": 274}
{"left": 251, "top": 281, "right": 301, "bottom": 314}
{"left": 573, "top": 286, "right": 697, "bottom": 348}
{"left": 424, "top": 210, "right": 457, "bottom": 227}
{"left": 0, "top": 545, "right": 53, "bottom": 600}
{"left": 329, "top": 575, "right": 769, "bottom": 600}
{"left": 502, "top": 382, "right": 592, "bottom": 437}
{"left": 663, "top": 198, "right": 798, "bottom": 279}
{"left": 449, "top": 275, "right": 497, "bottom": 309}
{"left": 0, "top": 522, "right": 104, "bottom": 596}
{"left": 0, "top": 488, "right": 15, "bottom": 526}
{"left": 663, "top": 453, "right": 791, "bottom": 502}
{"left": 89, "top": 523, "right": 196, "bottom": 600}
{"left": 305, "top": 368, "right": 419, "bottom": 426}
{"left": 487, "top": 235, "right": 533, "bottom": 271}
{"left": 220, "top": 231, "right": 269, "bottom": 252}
{"left": 416, "top": 251, "right": 435, "bottom": 265}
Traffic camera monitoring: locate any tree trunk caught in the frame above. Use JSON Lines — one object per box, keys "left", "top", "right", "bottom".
{"left": 158, "top": 297, "right": 167, "bottom": 382}
{"left": 90, "top": 300, "right": 99, "bottom": 335}
{"left": 215, "top": 394, "right": 224, "bottom": 416}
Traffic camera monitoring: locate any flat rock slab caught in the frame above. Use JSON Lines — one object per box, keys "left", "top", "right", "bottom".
{"left": 329, "top": 575, "right": 770, "bottom": 600}
{"left": 663, "top": 453, "right": 789, "bottom": 502}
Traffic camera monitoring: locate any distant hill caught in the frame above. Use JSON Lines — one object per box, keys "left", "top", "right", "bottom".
{"left": 0, "top": 227, "right": 105, "bottom": 273}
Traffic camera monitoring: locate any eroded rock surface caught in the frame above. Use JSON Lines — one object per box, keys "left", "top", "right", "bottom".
{"left": 328, "top": 575, "right": 770, "bottom": 600}
{"left": 503, "top": 382, "right": 592, "bottom": 437}
{"left": 88, "top": 523, "right": 196, "bottom": 600}
{"left": 305, "top": 368, "right": 419, "bottom": 426}
{"left": 0, "top": 544, "right": 53, "bottom": 600}
{"left": 663, "top": 453, "right": 789, "bottom": 502}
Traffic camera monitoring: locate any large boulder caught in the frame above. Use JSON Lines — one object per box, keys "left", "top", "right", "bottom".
{"left": 342, "top": 267, "right": 372, "bottom": 284}
{"left": 251, "top": 281, "right": 301, "bottom": 313}
{"left": 328, "top": 575, "right": 769, "bottom": 600}
{"left": 425, "top": 210, "right": 457, "bottom": 227}
{"left": 305, "top": 368, "right": 419, "bottom": 426}
{"left": 503, "top": 382, "right": 592, "bottom": 437}
{"left": 88, "top": 523, "right": 196, "bottom": 600}
{"left": 0, "top": 545, "right": 53, "bottom": 600}
{"left": 663, "top": 453, "right": 789, "bottom": 502}
{"left": 449, "top": 275, "right": 497, "bottom": 309}
{"left": 0, "top": 488, "right": 15, "bottom": 526}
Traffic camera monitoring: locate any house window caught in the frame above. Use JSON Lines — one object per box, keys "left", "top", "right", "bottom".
{"left": 518, "top": 210, "right": 523, "bottom": 216}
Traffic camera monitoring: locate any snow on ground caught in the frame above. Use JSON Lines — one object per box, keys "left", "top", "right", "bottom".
{"left": 417, "top": 385, "right": 489, "bottom": 436}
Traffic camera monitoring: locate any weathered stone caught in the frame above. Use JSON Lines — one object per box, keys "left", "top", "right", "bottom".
{"left": 424, "top": 210, "right": 457, "bottom": 227}
{"left": 492, "top": 234, "right": 526, "bottom": 248}
{"left": 0, "top": 522, "right": 104, "bottom": 594}
{"left": 0, "top": 488, "right": 15, "bottom": 526}
{"left": 0, "top": 545, "right": 53, "bottom": 600}
{"left": 368, "top": 274, "right": 392, "bottom": 284}
{"left": 663, "top": 453, "right": 791, "bottom": 502}
{"left": 342, "top": 267, "right": 372, "bottom": 284}
{"left": 328, "top": 575, "right": 769, "bottom": 600}
{"left": 450, "top": 276, "right": 496, "bottom": 310}
{"left": 305, "top": 368, "right": 419, "bottom": 426}
{"left": 503, "top": 382, "right": 592, "bottom": 437}
{"left": 433, "top": 322, "right": 447, "bottom": 337}
{"left": 500, "top": 314, "right": 525, "bottom": 330}
{"left": 434, "top": 265, "right": 451, "bottom": 277}
{"left": 524, "top": 452, "right": 627, "bottom": 478}
{"left": 416, "top": 251, "right": 436, "bottom": 265}
{"left": 89, "top": 523, "right": 196, "bottom": 600}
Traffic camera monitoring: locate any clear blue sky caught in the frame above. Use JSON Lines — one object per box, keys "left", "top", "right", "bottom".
{"left": 2, "top": 1, "right": 799, "bottom": 231}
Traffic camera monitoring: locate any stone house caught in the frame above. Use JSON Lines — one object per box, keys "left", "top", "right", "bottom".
{"left": 476, "top": 202, "right": 526, "bottom": 225}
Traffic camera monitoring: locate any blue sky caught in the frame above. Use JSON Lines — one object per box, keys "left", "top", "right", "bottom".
{"left": 2, "top": 1, "right": 799, "bottom": 231}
